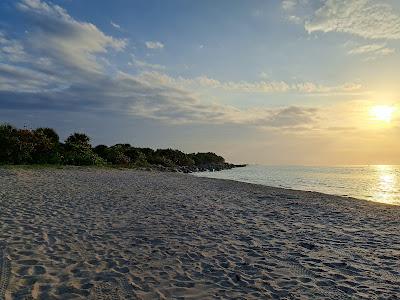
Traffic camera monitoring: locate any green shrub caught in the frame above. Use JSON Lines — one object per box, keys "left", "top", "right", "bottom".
{"left": 63, "top": 148, "right": 105, "bottom": 166}
{"left": 93, "top": 145, "right": 109, "bottom": 160}
{"left": 155, "top": 149, "right": 195, "bottom": 166}
{"left": 0, "top": 123, "right": 18, "bottom": 164}
{"left": 0, "top": 124, "right": 231, "bottom": 169}
{"left": 63, "top": 133, "right": 104, "bottom": 166}
{"left": 32, "top": 128, "right": 61, "bottom": 164}
{"left": 190, "top": 152, "right": 225, "bottom": 166}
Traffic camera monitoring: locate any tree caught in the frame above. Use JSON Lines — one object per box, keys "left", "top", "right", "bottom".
{"left": 106, "top": 144, "right": 131, "bottom": 165}
{"left": 15, "top": 129, "right": 36, "bottom": 164}
{"left": 63, "top": 133, "right": 104, "bottom": 165}
{"left": 0, "top": 124, "right": 232, "bottom": 169}
{"left": 155, "top": 149, "right": 195, "bottom": 166}
{"left": 65, "top": 133, "right": 91, "bottom": 149}
{"left": 0, "top": 124, "right": 18, "bottom": 164}
{"left": 32, "top": 128, "right": 61, "bottom": 164}
{"left": 190, "top": 152, "right": 225, "bottom": 166}
{"left": 93, "top": 145, "right": 109, "bottom": 160}
{"left": 34, "top": 128, "right": 59, "bottom": 144}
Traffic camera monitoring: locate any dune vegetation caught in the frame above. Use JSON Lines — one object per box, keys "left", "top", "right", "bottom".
{"left": 0, "top": 123, "right": 243, "bottom": 172}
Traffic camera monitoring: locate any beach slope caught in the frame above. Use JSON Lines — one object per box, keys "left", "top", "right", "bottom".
{"left": 0, "top": 168, "right": 399, "bottom": 299}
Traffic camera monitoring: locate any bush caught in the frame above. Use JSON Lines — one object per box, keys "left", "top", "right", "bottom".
{"left": 94, "top": 145, "right": 109, "bottom": 160}
{"left": 32, "top": 128, "right": 61, "bottom": 164}
{"left": 190, "top": 152, "right": 225, "bottom": 166}
{"left": 35, "top": 127, "right": 59, "bottom": 144}
{"left": 0, "top": 124, "right": 232, "bottom": 170}
{"left": 63, "top": 133, "right": 104, "bottom": 166}
{"left": 0, "top": 124, "right": 18, "bottom": 164}
{"left": 125, "top": 147, "right": 148, "bottom": 166}
{"left": 106, "top": 145, "right": 131, "bottom": 165}
{"left": 15, "top": 129, "right": 36, "bottom": 164}
{"left": 63, "top": 149, "right": 105, "bottom": 166}
{"left": 147, "top": 155, "right": 175, "bottom": 167}
{"left": 65, "top": 133, "right": 91, "bottom": 150}
{"left": 155, "top": 149, "right": 195, "bottom": 166}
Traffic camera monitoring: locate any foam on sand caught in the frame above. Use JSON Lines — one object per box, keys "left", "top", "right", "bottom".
{"left": 0, "top": 168, "right": 399, "bottom": 299}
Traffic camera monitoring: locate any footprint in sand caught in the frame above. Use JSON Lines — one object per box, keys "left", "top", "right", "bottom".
{"left": 0, "top": 241, "right": 11, "bottom": 300}
{"left": 89, "top": 277, "right": 135, "bottom": 300}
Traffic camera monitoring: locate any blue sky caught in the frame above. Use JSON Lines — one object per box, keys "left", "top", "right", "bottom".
{"left": 1, "top": 0, "right": 400, "bottom": 164}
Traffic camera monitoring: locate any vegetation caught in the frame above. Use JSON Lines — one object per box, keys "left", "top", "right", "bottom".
{"left": 0, "top": 123, "right": 243, "bottom": 172}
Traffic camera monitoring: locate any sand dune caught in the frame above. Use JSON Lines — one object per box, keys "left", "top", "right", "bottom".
{"left": 0, "top": 168, "right": 399, "bottom": 299}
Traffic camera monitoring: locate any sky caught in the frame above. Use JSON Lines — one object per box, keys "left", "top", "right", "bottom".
{"left": 0, "top": 0, "right": 400, "bottom": 165}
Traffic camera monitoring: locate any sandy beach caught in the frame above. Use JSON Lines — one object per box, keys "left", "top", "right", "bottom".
{"left": 0, "top": 168, "right": 399, "bottom": 299}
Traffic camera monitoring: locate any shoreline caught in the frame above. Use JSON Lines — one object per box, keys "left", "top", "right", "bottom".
{"left": 193, "top": 173, "right": 397, "bottom": 207}
{"left": 1, "top": 168, "right": 399, "bottom": 298}
{"left": 1, "top": 165, "right": 397, "bottom": 207}
{"left": 0, "top": 164, "right": 388, "bottom": 206}
{"left": 1, "top": 164, "right": 396, "bottom": 207}
{"left": 193, "top": 166, "right": 400, "bottom": 206}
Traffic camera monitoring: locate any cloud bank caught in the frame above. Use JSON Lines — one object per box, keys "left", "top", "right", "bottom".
{"left": 1, "top": 0, "right": 372, "bottom": 132}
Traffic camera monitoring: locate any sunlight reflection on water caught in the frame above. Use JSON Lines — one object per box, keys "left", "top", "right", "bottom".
{"left": 195, "top": 165, "right": 400, "bottom": 205}
{"left": 374, "top": 165, "right": 398, "bottom": 205}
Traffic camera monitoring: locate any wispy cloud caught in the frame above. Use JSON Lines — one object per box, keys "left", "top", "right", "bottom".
{"left": 0, "top": 32, "right": 27, "bottom": 62}
{"left": 305, "top": 0, "right": 400, "bottom": 40}
{"left": 145, "top": 41, "right": 164, "bottom": 49}
{"left": 110, "top": 21, "right": 121, "bottom": 30}
{"left": 287, "top": 15, "right": 302, "bottom": 24}
{"left": 281, "top": 0, "right": 298, "bottom": 11}
{"left": 128, "top": 54, "right": 165, "bottom": 70}
{"left": 138, "top": 71, "right": 362, "bottom": 95}
{"left": 348, "top": 43, "right": 395, "bottom": 60}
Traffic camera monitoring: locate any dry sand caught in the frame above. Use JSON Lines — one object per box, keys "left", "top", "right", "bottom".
{"left": 0, "top": 168, "right": 399, "bottom": 299}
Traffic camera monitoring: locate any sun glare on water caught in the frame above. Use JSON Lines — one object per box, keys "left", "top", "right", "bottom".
{"left": 370, "top": 105, "right": 396, "bottom": 123}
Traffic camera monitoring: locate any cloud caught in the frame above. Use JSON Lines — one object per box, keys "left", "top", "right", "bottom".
{"left": 0, "top": 32, "right": 27, "bottom": 62}
{"left": 287, "top": 15, "right": 302, "bottom": 24}
{"left": 348, "top": 43, "right": 395, "bottom": 60}
{"left": 17, "top": 0, "right": 127, "bottom": 73}
{"left": 145, "top": 41, "right": 164, "bottom": 49}
{"left": 137, "top": 71, "right": 362, "bottom": 95}
{"left": 0, "top": 0, "right": 333, "bottom": 130}
{"left": 0, "top": 63, "right": 63, "bottom": 92}
{"left": 110, "top": 21, "right": 121, "bottom": 30}
{"left": 281, "top": 0, "right": 298, "bottom": 11}
{"left": 305, "top": 0, "right": 400, "bottom": 40}
{"left": 0, "top": 67, "right": 319, "bottom": 128}
{"left": 128, "top": 54, "right": 165, "bottom": 70}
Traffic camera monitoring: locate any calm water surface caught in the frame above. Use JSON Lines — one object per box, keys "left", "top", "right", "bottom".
{"left": 194, "top": 165, "right": 400, "bottom": 205}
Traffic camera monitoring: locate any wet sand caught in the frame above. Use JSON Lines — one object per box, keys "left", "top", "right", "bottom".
{"left": 0, "top": 168, "right": 399, "bottom": 299}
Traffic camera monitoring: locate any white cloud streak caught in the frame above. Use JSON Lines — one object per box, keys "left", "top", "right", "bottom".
{"left": 348, "top": 43, "right": 395, "bottom": 60}
{"left": 305, "top": 0, "right": 400, "bottom": 40}
{"left": 128, "top": 54, "right": 165, "bottom": 70}
{"left": 137, "top": 71, "right": 362, "bottom": 95}
{"left": 110, "top": 21, "right": 121, "bottom": 30}
{"left": 145, "top": 41, "right": 164, "bottom": 49}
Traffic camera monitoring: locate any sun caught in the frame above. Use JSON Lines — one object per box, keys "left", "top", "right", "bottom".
{"left": 370, "top": 105, "right": 396, "bottom": 123}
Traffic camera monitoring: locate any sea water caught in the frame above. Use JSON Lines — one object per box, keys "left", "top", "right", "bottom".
{"left": 194, "top": 165, "right": 400, "bottom": 205}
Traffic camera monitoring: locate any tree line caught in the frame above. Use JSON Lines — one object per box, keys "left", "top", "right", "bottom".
{"left": 0, "top": 123, "right": 242, "bottom": 172}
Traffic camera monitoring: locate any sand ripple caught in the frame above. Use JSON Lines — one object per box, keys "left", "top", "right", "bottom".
{"left": 0, "top": 168, "right": 399, "bottom": 299}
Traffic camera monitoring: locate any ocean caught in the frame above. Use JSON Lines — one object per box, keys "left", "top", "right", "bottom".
{"left": 194, "top": 165, "right": 400, "bottom": 205}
